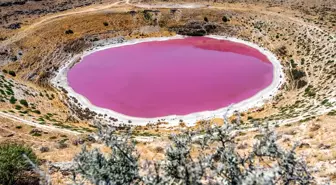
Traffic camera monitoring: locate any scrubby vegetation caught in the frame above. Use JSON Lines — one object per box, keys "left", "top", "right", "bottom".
{"left": 72, "top": 119, "right": 314, "bottom": 185}
{"left": 0, "top": 143, "right": 38, "bottom": 185}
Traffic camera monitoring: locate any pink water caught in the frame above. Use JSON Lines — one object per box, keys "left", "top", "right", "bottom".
{"left": 68, "top": 37, "right": 273, "bottom": 118}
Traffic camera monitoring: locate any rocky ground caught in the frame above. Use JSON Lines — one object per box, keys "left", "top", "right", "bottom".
{"left": 0, "top": 0, "right": 335, "bottom": 184}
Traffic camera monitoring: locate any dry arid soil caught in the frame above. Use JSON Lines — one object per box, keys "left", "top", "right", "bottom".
{"left": 0, "top": 0, "right": 335, "bottom": 184}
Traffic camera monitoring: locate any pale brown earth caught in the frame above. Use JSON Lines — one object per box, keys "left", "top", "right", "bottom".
{"left": 0, "top": 0, "right": 335, "bottom": 183}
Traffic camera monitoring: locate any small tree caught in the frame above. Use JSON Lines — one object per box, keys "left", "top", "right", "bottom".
{"left": 0, "top": 143, "right": 38, "bottom": 185}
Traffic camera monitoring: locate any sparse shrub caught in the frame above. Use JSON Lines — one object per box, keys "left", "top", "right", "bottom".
{"left": 15, "top": 105, "right": 22, "bottom": 110}
{"left": 65, "top": 29, "right": 74, "bottom": 34}
{"left": 32, "top": 110, "right": 41, "bottom": 114}
{"left": 30, "top": 129, "right": 42, "bottom": 137}
{"left": 103, "top": 22, "right": 109, "bottom": 26}
{"left": 305, "top": 85, "right": 316, "bottom": 97}
{"left": 143, "top": 11, "right": 152, "bottom": 20}
{"left": 297, "top": 80, "right": 308, "bottom": 88}
{"left": 39, "top": 146, "right": 49, "bottom": 153}
{"left": 56, "top": 140, "right": 68, "bottom": 149}
{"left": 222, "top": 15, "right": 229, "bottom": 22}
{"left": 291, "top": 69, "right": 306, "bottom": 80}
{"left": 9, "top": 96, "right": 17, "bottom": 104}
{"left": 2, "top": 69, "right": 8, "bottom": 73}
{"left": 204, "top": 17, "right": 209, "bottom": 22}
{"left": 129, "top": 10, "right": 137, "bottom": 16}
{"left": 31, "top": 132, "right": 42, "bottom": 137}
{"left": 327, "top": 110, "right": 336, "bottom": 116}
{"left": 0, "top": 143, "right": 38, "bottom": 185}
{"left": 301, "top": 58, "right": 305, "bottom": 65}
{"left": 290, "top": 59, "right": 298, "bottom": 68}
{"left": 11, "top": 56, "right": 17, "bottom": 62}
{"left": 20, "top": 99, "right": 29, "bottom": 107}
{"left": 8, "top": 71, "right": 16, "bottom": 77}
{"left": 155, "top": 146, "right": 164, "bottom": 153}
{"left": 321, "top": 99, "right": 329, "bottom": 105}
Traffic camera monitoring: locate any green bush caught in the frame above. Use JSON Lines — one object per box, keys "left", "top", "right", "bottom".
{"left": 32, "top": 110, "right": 41, "bottom": 114}
{"left": 19, "top": 99, "right": 29, "bottom": 107}
{"left": 9, "top": 96, "right": 17, "bottom": 104}
{"left": 8, "top": 71, "right": 16, "bottom": 77}
{"left": 15, "top": 105, "right": 22, "bottom": 110}
{"left": 0, "top": 143, "right": 37, "bottom": 185}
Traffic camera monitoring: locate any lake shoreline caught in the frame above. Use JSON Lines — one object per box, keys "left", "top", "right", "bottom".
{"left": 52, "top": 35, "right": 284, "bottom": 126}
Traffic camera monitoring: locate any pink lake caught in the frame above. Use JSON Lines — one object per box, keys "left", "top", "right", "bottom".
{"left": 68, "top": 37, "right": 273, "bottom": 118}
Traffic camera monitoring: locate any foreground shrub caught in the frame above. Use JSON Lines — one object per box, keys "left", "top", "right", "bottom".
{"left": 72, "top": 117, "right": 314, "bottom": 185}
{"left": 73, "top": 128, "right": 139, "bottom": 184}
{"left": 0, "top": 143, "right": 38, "bottom": 185}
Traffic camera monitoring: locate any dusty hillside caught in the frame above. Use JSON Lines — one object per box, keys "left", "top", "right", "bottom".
{"left": 0, "top": 0, "right": 119, "bottom": 27}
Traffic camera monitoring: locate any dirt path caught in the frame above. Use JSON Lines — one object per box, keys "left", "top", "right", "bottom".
{"left": 0, "top": 0, "right": 207, "bottom": 47}
{"left": 0, "top": 112, "right": 80, "bottom": 135}
{"left": 1, "top": 1, "right": 123, "bottom": 46}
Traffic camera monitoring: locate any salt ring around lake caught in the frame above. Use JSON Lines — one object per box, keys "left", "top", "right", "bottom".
{"left": 53, "top": 35, "right": 284, "bottom": 126}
